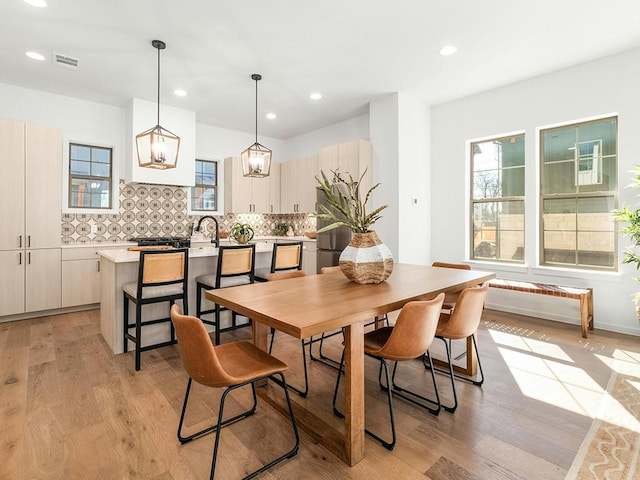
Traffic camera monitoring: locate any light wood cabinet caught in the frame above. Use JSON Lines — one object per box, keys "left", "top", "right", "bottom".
{"left": 26, "top": 248, "right": 61, "bottom": 312}
{"left": 302, "top": 240, "right": 317, "bottom": 275}
{"left": 0, "top": 118, "right": 62, "bottom": 317}
{"left": 224, "top": 156, "right": 278, "bottom": 213}
{"left": 319, "top": 139, "right": 372, "bottom": 192}
{"left": 281, "top": 155, "right": 318, "bottom": 213}
{"left": 0, "top": 250, "right": 25, "bottom": 316}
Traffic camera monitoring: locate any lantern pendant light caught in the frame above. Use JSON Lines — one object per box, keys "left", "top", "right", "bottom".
{"left": 136, "top": 39, "right": 180, "bottom": 170}
{"left": 241, "top": 73, "right": 272, "bottom": 177}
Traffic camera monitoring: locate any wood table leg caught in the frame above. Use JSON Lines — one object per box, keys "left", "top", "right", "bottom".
{"left": 343, "top": 321, "right": 365, "bottom": 466}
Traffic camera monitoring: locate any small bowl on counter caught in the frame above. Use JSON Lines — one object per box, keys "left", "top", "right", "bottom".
{"left": 304, "top": 232, "right": 317, "bottom": 239}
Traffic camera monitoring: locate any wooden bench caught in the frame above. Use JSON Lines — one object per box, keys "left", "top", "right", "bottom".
{"left": 487, "top": 279, "right": 594, "bottom": 338}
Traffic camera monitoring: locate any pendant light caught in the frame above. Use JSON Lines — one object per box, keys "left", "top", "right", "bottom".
{"left": 241, "top": 73, "right": 272, "bottom": 177}
{"left": 136, "top": 39, "right": 180, "bottom": 170}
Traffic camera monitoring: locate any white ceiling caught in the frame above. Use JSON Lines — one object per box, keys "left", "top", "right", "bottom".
{"left": 3, "top": 0, "right": 640, "bottom": 139}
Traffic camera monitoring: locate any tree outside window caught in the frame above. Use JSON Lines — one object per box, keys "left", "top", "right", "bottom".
{"left": 470, "top": 134, "right": 525, "bottom": 262}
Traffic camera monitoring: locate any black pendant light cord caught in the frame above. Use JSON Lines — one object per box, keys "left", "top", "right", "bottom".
{"left": 254, "top": 75, "right": 258, "bottom": 143}
{"left": 156, "top": 43, "right": 160, "bottom": 127}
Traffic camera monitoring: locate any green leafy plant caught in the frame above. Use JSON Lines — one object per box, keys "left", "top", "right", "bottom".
{"left": 229, "top": 222, "right": 254, "bottom": 244}
{"left": 614, "top": 164, "right": 640, "bottom": 305}
{"left": 274, "top": 223, "right": 289, "bottom": 236}
{"left": 315, "top": 169, "right": 387, "bottom": 234}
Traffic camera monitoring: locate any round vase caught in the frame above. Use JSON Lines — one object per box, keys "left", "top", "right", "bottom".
{"left": 339, "top": 231, "right": 394, "bottom": 284}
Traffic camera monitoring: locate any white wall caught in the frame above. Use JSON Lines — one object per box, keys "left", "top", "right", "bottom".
{"left": 431, "top": 47, "right": 640, "bottom": 335}
{"left": 281, "top": 114, "right": 369, "bottom": 161}
{"left": 369, "top": 94, "right": 400, "bottom": 259}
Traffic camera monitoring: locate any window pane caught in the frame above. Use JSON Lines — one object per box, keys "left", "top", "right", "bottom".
{"left": 471, "top": 133, "right": 525, "bottom": 263}
{"left": 91, "top": 162, "right": 110, "bottom": 177}
{"left": 540, "top": 116, "right": 617, "bottom": 271}
{"left": 70, "top": 160, "right": 90, "bottom": 175}
{"left": 192, "top": 160, "right": 218, "bottom": 211}
{"left": 70, "top": 144, "right": 91, "bottom": 161}
{"left": 68, "top": 143, "right": 112, "bottom": 209}
{"left": 473, "top": 201, "right": 524, "bottom": 261}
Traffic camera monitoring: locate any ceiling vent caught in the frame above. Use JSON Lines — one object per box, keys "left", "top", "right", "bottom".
{"left": 53, "top": 53, "right": 79, "bottom": 69}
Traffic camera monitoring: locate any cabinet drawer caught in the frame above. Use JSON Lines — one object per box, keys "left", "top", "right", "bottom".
{"left": 62, "top": 245, "right": 123, "bottom": 261}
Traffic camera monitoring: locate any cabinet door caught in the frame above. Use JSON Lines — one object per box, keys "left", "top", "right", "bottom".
{"left": 0, "top": 250, "right": 25, "bottom": 316}
{"left": 62, "top": 258, "right": 101, "bottom": 307}
{"left": 338, "top": 140, "right": 360, "bottom": 180}
{"left": 0, "top": 119, "right": 25, "bottom": 250}
{"left": 302, "top": 241, "right": 317, "bottom": 275}
{"left": 224, "top": 156, "right": 252, "bottom": 213}
{"left": 25, "top": 123, "right": 62, "bottom": 248}
{"left": 268, "top": 162, "right": 280, "bottom": 214}
{"left": 319, "top": 144, "right": 338, "bottom": 178}
{"left": 250, "top": 176, "right": 270, "bottom": 213}
{"left": 301, "top": 155, "right": 319, "bottom": 213}
{"left": 280, "top": 161, "right": 296, "bottom": 212}
{"left": 26, "top": 248, "right": 61, "bottom": 312}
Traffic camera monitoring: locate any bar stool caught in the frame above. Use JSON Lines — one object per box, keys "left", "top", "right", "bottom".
{"left": 123, "top": 248, "right": 189, "bottom": 371}
{"left": 332, "top": 294, "right": 445, "bottom": 450}
{"left": 195, "top": 244, "right": 256, "bottom": 345}
{"left": 170, "top": 305, "right": 299, "bottom": 480}
{"left": 255, "top": 241, "right": 303, "bottom": 282}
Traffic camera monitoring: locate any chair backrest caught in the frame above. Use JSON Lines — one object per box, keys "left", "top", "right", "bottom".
{"left": 371, "top": 293, "right": 445, "bottom": 361}
{"left": 137, "top": 248, "right": 188, "bottom": 294}
{"left": 170, "top": 305, "right": 237, "bottom": 388}
{"left": 320, "top": 265, "right": 341, "bottom": 274}
{"left": 216, "top": 244, "right": 256, "bottom": 287}
{"left": 438, "top": 284, "right": 488, "bottom": 339}
{"left": 432, "top": 261, "right": 471, "bottom": 270}
{"left": 271, "top": 241, "right": 303, "bottom": 273}
{"left": 267, "top": 270, "right": 306, "bottom": 282}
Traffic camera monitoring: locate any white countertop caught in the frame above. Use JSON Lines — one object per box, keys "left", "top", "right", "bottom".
{"left": 97, "top": 242, "right": 275, "bottom": 264}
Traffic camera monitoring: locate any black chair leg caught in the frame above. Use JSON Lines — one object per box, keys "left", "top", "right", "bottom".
{"left": 135, "top": 302, "right": 142, "bottom": 371}
{"left": 268, "top": 330, "right": 309, "bottom": 397}
{"left": 385, "top": 352, "right": 441, "bottom": 416}
{"left": 178, "top": 374, "right": 299, "bottom": 480}
{"left": 123, "top": 294, "right": 129, "bottom": 353}
{"left": 440, "top": 337, "right": 458, "bottom": 413}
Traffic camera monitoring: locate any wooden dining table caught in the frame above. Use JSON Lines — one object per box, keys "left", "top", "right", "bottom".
{"left": 205, "top": 263, "right": 495, "bottom": 466}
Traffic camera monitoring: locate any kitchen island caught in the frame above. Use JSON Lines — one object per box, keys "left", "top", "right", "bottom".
{"left": 97, "top": 244, "right": 273, "bottom": 354}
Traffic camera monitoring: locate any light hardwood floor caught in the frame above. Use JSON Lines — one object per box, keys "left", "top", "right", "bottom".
{"left": 1, "top": 307, "right": 638, "bottom": 479}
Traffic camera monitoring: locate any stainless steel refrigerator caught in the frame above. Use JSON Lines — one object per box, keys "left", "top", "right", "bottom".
{"left": 316, "top": 187, "right": 352, "bottom": 272}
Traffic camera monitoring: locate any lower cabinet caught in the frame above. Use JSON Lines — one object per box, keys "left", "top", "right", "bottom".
{"left": 62, "top": 247, "right": 120, "bottom": 307}
{"left": 0, "top": 248, "right": 61, "bottom": 316}
{"left": 302, "top": 241, "right": 317, "bottom": 275}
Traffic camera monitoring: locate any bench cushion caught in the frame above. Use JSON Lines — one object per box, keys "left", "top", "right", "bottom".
{"left": 487, "top": 279, "right": 591, "bottom": 299}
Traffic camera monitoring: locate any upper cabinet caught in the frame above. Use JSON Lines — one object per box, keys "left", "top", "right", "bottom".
{"left": 281, "top": 155, "right": 318, "bottom": 213}
{"left": 0, "top": 119, "right": 62, "bottom": 250}
{"left": 319, "top": 139, "right": 372, "bottom": 193}
{"left": 224, "top": 157, "right": 280, "bottom": 213}
{"left": 124, "top": 98, "right": 196, "bottom": 186}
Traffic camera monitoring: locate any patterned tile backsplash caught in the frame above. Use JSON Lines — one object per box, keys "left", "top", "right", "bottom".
{"left": 61, "top": 182, "right": 316, "bottom": 244}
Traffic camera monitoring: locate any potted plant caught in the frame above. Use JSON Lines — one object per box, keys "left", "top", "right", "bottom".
{"left": 229, "top": 222, "right": 254, "bottom": 244}
{"left": 274, "top": 222, "right": 289, "bottom": 236}
{"left": 614, "top": 164, "right": 640, "bottom": 320}
{"left": 315, "top": 169, "right": 393, "bottom": 283}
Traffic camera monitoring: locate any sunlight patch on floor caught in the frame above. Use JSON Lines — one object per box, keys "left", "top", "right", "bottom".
{"left": 488, "top": 329, "right": 574, "bottom": 362}
{"left": 497, "top": 347, "right": 603, "bottom": 416}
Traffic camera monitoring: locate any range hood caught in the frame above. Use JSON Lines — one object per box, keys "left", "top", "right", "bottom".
{"left": 124, "top": 98, "right": 196, "bottom": 186}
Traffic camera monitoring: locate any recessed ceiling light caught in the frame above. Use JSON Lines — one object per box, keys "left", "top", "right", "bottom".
{"left": 439, "top": 45, "right": 458, "bottom": 56}
{"left": 309, "top": 92, "right": 322, "bottom": 100}
{"left": 24, "top": 0, "right": 47, "bottom": 7}
{"left": 25, "top": 51, "right": 45, "bottom": 61}
{"left": 266, "top": 113, "right": 277, "bottom": 120}
{"left": 173, "top": 89, "right": 187, "bottom": 97}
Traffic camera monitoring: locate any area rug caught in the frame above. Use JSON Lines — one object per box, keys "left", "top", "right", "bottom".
{"left": 566, "top": 360, "right": 640, "bottom": 479}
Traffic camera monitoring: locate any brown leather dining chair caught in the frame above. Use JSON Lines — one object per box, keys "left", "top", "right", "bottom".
{"left": 433, "top": 283, "right": 488, "bottom": 413}
{"left": 432, "top": 261, "right": 471, "bottom": 313}
{"left": 332, "top": 293, "right": 445, "bottom": 450}
{"left": 170, "top": 305, "right": 299, "bottom": 480}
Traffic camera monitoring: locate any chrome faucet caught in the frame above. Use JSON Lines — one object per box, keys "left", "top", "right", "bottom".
{"left": 195, "top": 216, "right": 220, "bottom": 248}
